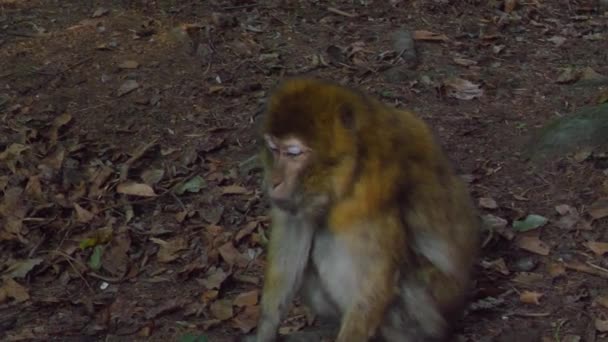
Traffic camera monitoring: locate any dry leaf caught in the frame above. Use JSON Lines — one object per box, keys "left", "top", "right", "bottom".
{"left": 200, "top": 268, "right": 229, "bottom": 290}
{"left": 210, "top": 299, "right": 234, "bottom": 320}
{"left": 91, "top": 7, "right": 109, "bottom": 18}
{"left": 218, "top": 242, "right": 250, "bottom": 267}
{"left": 234, "top": 290, "right": 259, "bottom": 307}
{"left": 444, "top": 77, "right": 483, "bottom": 100}
{"left": 596, "top": 316, "right": 608, "bottom": 332}
{"left": 74, "top": 203, "right": 95, "bottom": 223}
{"left": 588, "top": 198, "right": 608, "bottom": 219}
{"left": 586, "top": 241, "right": 608, "bottom": 256}
{"left": 118, "top": 60, "right": 139, "bottom": 69}
{"left": 516, "top": 236, "right": 550, "bottom": 256}
{"left": 479, "top": 197, "right": 498, "bottom": 209}
{"left": 504, "top": 0, "right": 517, "bottom": 12}
{"left": 480, "top": 258, "right": 510, "bottom": 275}
{"left": 3, "top": 258, "right": 43, "bottom": 279}
{"left": 595, "top": 294, "right": 608, "bottom": 309}
{"left": 117, "top": 80, "right": 140, "bottom": 97}
{"left": 413, "top": 30, "right": 448, "bottom": 41}
{"left": 201, "top": 290, "right": 219, "bottom": 305}
{"left": 0, "top": 278, "right": 30, "bottom": 302}
{"left": 520, "top": 290, "right": 543, "bottom": 305}
{"left": 453, "top": 57, "right": 477, "bottom": 66}
{"left": 233, "top": 304, "right": 260, "bottom": 333}
{"left": 117, "top": 182, "right": 157, "bottom": 197}
{"left": 547, "top": 262, "right": 566, "bottom": 278}
{"left": 512, "top": 272, "right": 544, "bottom": 286}
{"left": 222, "top": 185, "right": 249, "bottom": 195}
{"left": 555, "top": 204, "right": 575, "bottom": 216}
{"left": 154, "top": 237, "right": 188, "bottom": 263}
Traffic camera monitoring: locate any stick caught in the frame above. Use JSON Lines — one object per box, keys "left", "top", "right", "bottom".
{"left": 327, "top": 7, "right": 358, "bottom": 18}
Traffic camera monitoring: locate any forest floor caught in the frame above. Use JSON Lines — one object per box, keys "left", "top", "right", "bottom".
{"left": 1, "top": 1, "right": 608, "bottom": 341}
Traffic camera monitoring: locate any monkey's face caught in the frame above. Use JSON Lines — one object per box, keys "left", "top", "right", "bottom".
{"left": 262, "top": 134, "right": 329, "bottom": 216}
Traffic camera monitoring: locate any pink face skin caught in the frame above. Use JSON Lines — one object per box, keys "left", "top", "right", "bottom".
{"left": 264, "top": 134, "right": 312, "bottom": 209}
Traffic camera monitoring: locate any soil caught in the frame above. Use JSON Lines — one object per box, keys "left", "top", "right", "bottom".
{"left": 1, "top": 1, "right": 608, "bottom": 341}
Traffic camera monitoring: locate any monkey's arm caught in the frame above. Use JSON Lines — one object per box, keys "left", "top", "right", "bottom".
{"left": 255, "top": 211, "right": 315, "bottom": 342}
{"left": 406, "top": 180, "right": 480, "bottom": 320}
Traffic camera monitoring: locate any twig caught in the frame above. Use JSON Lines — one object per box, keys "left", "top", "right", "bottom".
{"left": 564, "top": 261, "right": 608, "bottom": 279}
{"left": 221, "top": 3, "right": 258, "bottom": 10}
{"left": 327, "top": 7, "right": 358, "bottom": 18}
{"left": 49, "top": 250, "right": 95, "bottom": 294}
{"left": 88, "top": 272, "right": 125, "bottom": 283}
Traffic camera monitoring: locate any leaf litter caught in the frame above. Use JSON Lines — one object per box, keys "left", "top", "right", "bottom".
{"left": 2, "top": 1, "right": 608, "bottom": 341}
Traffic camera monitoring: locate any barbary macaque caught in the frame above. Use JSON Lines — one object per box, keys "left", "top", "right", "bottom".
{"left": 250, "top": 78, "right": 480, "bottom": 342}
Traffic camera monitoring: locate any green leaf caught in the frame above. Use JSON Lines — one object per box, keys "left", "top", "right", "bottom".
{"left": 512, "top": 214, "right": 548, "bottom": 232}
{"left": 173, "top": 175, "right": 207, "bottom": 195}
{"left": 79, "top": 237, "right": 97, "bottom": 250}
{"left": 178, "top": 334, "right": 208, "bottom": 342}
{"left": 88, "top": 245, "right": 104, "bottom": 271}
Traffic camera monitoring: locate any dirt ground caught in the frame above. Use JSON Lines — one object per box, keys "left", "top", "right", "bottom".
{"left": 1, "top": 0, "right": 608, "bottom": 341}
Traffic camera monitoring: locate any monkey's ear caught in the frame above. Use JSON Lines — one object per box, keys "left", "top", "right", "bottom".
{"left": 338, "top": 103, "right": 356, "bottom": 130}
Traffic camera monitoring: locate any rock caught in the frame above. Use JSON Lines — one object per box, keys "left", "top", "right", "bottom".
{"left": 524, "top": 104, "right": 608, "bottom": 161}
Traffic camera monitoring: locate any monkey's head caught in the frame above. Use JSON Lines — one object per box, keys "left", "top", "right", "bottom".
{"left": 259, "top": 78, "right": 363, "bottom": 216}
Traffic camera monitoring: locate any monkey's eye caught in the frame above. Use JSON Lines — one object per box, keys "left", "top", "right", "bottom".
{"left": 285, "top": 145, "right": 303, "bottom": 157}
{"left": 266, "top": 138, "right": 278, "bottom": 152}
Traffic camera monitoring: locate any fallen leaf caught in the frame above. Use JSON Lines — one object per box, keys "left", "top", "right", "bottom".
{"left": 588, "top": 198, "right": 608, "bottom": 219}
{"left": 444, "top": 77, "right": 483, "bottom": 100}
{"left": 413, "top": 30, "right": 448, "bottom": 41}
{"left": 453, "top": 57, "right": 477, "bottom": 66}
{"left": 117, "top": 80, "right": 140, "bottom": 97}
{"left": 234, "top": 290, "right": 259, "bottom": 307}
{"left": 117, "top": 182, "right": 157, "bottom": 197}
{"left": 218, "top": 242, "right": 250, "bottom": 267}
{"left": 221, "top": 185, "right": 249, "bottom": 195}
{"left": 596, "top": 316, "right": 608, "bottom": 332}
{"left": 555, "top": 204, "right": 575, "bottom": 216}
{"left": 547, "top": 36, "right": 566, "bottom": 46}
{"left": 479, "top": 197, "right": 498, "bottom": 209}
{"left": 174, "top": 176, "right": 207, "bottom": 195}
{"left": 504, "top": 0, "right": 517, "bottom": 12}
{"left": 0, "top": 278, "right": 30, "bottom": 302}
{"left": 102, "top": 232, "right": 131, "bottom": 276}
{"left": 235, "top": 221, "right": 259, "bottom": 242}
{"left": 200, "top": 268, "right": 229, "bottom": 290}
{"left": 74, "top": 203, "right": 95, "bottom": 223}
{"left": 520, "top": 290, "right": 543, "bottom": 305}
{"left": 200, "top": 290, "right": 219, "bottom": 306}
{"left": 480, "top": 258, "right": 510, "bottom": 275}
{"left": 118, "top": 60, "right": 139, "bottom": 69}
{"left": 556, "top": 67, "right": 580, "bottom": 84}
{"left": 512, "top": 214, "right": 548, "bottom": 232}
{"left": 91, "top": 7, "right": 109, "bottom": 18}
{"left": 210, "top": 299, "right": 234, "bottom": 321}
{"left": 580, "top": 67, "right": 606, "bottom": 81}
{"left": 88, "top": 245, "right": 103, "bottom": 271}
{"left": 547, "top": 262, "right": 566, "bottom": 278}
{"left": 516, "top": 235, "right": 550, "bottom": 255}
{"left": 595, "top": 294, "right": 608, "bottom": 309}
{"left": 586, "top": 241, "right": 608, "bottom": 256}
{"left": 597, "top": 89, "right": 608, "bottom": 104}
{"left": 3, "top": 258, "right": 43, "bottom": 279}
{"left": 154, "top": 237, "right": 188, "bottom": 263}
{"left": 233, "top": 305, "right": 260, "bottom": 333}
{"left": 512, "top": 272, "right": 544, "bottom": 286}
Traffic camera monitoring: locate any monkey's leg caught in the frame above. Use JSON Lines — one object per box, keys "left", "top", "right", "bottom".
{"left": 379, "top": 273, "right": 452, "bottom": 342}
{"left": 334, "top": 261, "right": 396, "bottom": 342}
{"left": 255, "top": 217, "right": 316, "bottom": 342}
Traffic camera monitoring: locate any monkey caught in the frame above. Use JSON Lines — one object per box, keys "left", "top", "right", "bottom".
{"left": 249, "top": 78, "right": 480, "bottom": 342}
